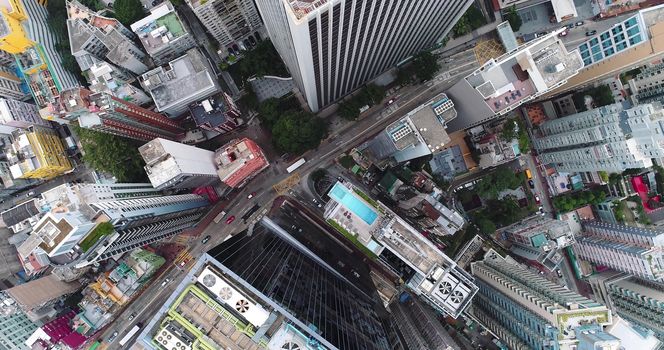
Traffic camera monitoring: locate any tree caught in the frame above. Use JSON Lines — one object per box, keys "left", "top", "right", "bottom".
{"left": 412, "top": 51, "right": 440, "bottom": 81}
{"left": 501, "top": 119, "right": 517, "bottom": 141}
{"left": 452, "top": 15, "right": 471, "bottom": 37}
{"left": 609, "top": 173, "right": 623, "bottom": 185}
{"left": 504, "top": 6, "right": 522, "bottom": 31}
{"left": 73, "top": 125, "right": 148, "bottom": 182}
{"left": 475, "top": 167, "right": 524, "bottom": 199}
{"left": 113, "top": 0, "right": 144, "bottom": 26}
{"left": 237, "top": 40, "right": 289, "bottom": 81}
{"left": 364, "top": 84, "right": 385, "bottom": 105}
{"left": 476, "top": 217, "right": 496, "bottom": 235}
{"left": 257, "top": 98, "right": 281, "bottom": 128}
{"left": 311, "top": 169, "right": 327, "bottom": 183}
{"left": 272, "top": 112, "right": 328, "bottom": 153}
{"left": 598, "top": 171, "right": 609, "bottom": 183}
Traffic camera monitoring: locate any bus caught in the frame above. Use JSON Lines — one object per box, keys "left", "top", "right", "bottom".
{"left": 118, "top": 323, "right": 142, "bottom": 347}
{"left": 525, "top": 169, "right": 532, "bottom": 179}
{"left": 286, "top": 158, "right": 306, "bottom": 173}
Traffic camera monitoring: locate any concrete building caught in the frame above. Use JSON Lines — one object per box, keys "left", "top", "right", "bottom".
{"left": 130, "top": 2, "right": 196, "bottom": 65}
{"left": 5, "top": 274, "right": 80, "bottom": 322}
{"left": 503, "top": 216, "right": 575, "bottom": 271}
{"left": 360, "top": 93, "right": 457, "bottom": 169}
{"left": 186, "top": 0, "right": 263, "bottom": 58}
{"left": 533, "top": 102, "right": 664, "bottom": 173}
{"left": 629, "top": 60, "right": 664, "bottom": 105}
{"left": 588, "top": 271, "right": 664, "bottom": 342}
{"left": 388, "top": 293, "right": 461, "bottom": 350}
{"left": 2, "top": 0, "right": 80, "bottom": 108}
{"left": 324, "top": 181, "right": 478, "bottom": 318}
{"left": 140, "top": 138, "right": 219, "bottom": 190}
{"left": 254, "top": 0, "right": 473, "bottom": 112}
{"left": 542, "top": 4, "right": 664, "bottom": 99}
{"left": 0, "top": 98, "right": 50, "bottom": 132}
{"left": 397, "top": 192, "right": 465, "bottom": 236}
{"left": 189, "top": 92, "right": 242, "bottom": 133}
{"left": 86, "top": 61, "right": 152, "bottom": 106}
{"left": 470, "top": 250, "right": 616, "bottom": 349}
{"left": 0, "top": 291, "right": 40, "bottom": 350}
{"left": 139, "top": 48, "right": 220, "bottom": 117}
{"left": 44, "top": 87, "right": 185, "bottom": 141}
{"left": 214, "top": 138, "right": 269, "bottom": 188}
{"left": 446, "top": 30, "right": 583, "bottom": 132}
{"left": 66, "top": 0, "right": 149, "bottom": 75}
{"left": 5, "top": 126, "right": 73, "bottom": 180}
{"left": 0, "top": 65, "right": 27, "bottom": 100}
{"left": 574, "top": 221, "right": 664, "bottom": 282}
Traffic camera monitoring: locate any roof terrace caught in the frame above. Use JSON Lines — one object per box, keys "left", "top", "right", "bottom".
{"left": 287, "top": 0, "right": 329, "bottom": 20}
{"left": 131, "top": 2, "right": 186, "bottom": 55}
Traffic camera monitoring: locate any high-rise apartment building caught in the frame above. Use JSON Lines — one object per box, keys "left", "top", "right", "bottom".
{"left": 187, "top": 0, "right": 263, "bottom": 58}
{"left": 139, "top": 138, "right": 219, "bottom": 190}
{"left": 533, "top": 102, "right": 664, "bottom": 173}
{"left": 629, "top": 60, "right": 664, "bottom": 105}
{"left": 470, "top": 250, "right": 616, "bottom": 349}
{"left": 0, "top": 98, "right": 51, "bottom": 132}
{"left": 0, "top": 65, "right": 27, "bottom": 100}
{"left": 503, "top": 216, "right": 575, "bottom": 270}
{"left": 189, "top": 92, "right": 242, "bottom": 133}
{"left": 139, "top": 48, "right": 220, "bottom": 117}
{"left": 86, "top": 61, "right": 152, "bottom": 105}
{"left": 254, "top": 0, "right": 473, "bottom": 112}
{"left": 589, "top": 271, "right": 664, "bottom": 342}
{"left": 67, "top": 0, "right": 150, "bottom": 75}
{"left": 5, "top": 126, "right": 73, "bottom": 179}
{"left": 574, "top": 221, "right": 664, "bottom": 282}
{"left": 44, "top": 87, "right": 185, "bottom": 141}
{"left": 0, "top": 291, "right": 40, "bottom": 350}
{"left": 130, "top": 2, "right": 196, "bottom": 65}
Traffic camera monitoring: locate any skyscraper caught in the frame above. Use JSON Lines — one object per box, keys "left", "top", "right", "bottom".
{"left": 44, "top": 88, "right": 185, "bottom": 142}
{"left": 502, "top": 216, "right": 575, "bottom": 270}
{"left": 574, "top": 221, "right": 664, "bottom": 282}
{"left": 206, "top": 217, "right": 392, "bottom": 349}
{"left": 470, "top": 250, "right": 616, "bottom": 349}
{"left": 186, "top": 0, "right": 263, "bottom": 58}
{"left": 254, "top": 0, "right": 473, "bottom": 111}
{"left": 0, "top": 98, "right": 51, "bottom": 132}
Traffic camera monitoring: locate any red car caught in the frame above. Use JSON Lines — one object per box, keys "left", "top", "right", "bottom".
{"left": 225, "top": 216, "right": 236, "bottom": 224}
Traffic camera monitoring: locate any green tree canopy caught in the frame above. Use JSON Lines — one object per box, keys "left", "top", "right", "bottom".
{"left": 338, "top": 84, "right": 385, "bottom": 120}
{"left": 113, "top": 0, "right": 145, "bottom": 27}
{"left": 73, "top": 125, "right": 148, "bottom": 182}
{"left": 272, "top": 112, "right": 328, "bottom": 153}
{"left": 257, "top": 98, "right": 281, "bottom": 128}
{"left": 237, "top": 40, "right": 289, "bottom": 80}
{"left": 505, "top": 6, "right": 522, "bottom": 31}
{"left": 412, "top": 51, "right": 440, "bottom": 81}
{"left": 475, "top": 167, "right": 525, "bottom": 199}
{"left": 501, "top": 120, "right": 517, "bottom": 141}
{"left": 552, "top": 189, "right": 607, "bottom": 212}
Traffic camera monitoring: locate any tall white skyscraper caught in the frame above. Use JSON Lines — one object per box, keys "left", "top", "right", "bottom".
{"left": 254, "top": 0, "right": 473, "bottom": 111}
{"left": 533, "top": 102, "right": 664, "bottom": 173}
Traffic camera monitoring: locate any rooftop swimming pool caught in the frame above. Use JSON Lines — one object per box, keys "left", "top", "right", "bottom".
{"left": 328, "top": 183, "right": 379, "bottom": 225}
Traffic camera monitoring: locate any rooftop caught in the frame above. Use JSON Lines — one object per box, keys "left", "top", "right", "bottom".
{"left": 5, "top": 274, "right": 80, "bottom": 310}
{"left": 214, "top": 138, "right": 269, "bottom": 188}
{"left": 286, "top": 0, "right": 330, "bottom": 20}
{"left": 130, "top": 2, "right": 186, "bottom": 55}
{"left": 189, "top": 93, "right": 239, "bottom": 128}
{"left": 139, "top": 138, "right": 217, "bottom": 188}
{"left": 139, "top": 48, "right": 218, "bottom": 112}
{"left": 446, "top": 31, "right": 583, "bottom": 132}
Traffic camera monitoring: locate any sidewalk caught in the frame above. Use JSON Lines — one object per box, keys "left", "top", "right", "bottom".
{"left": 435, "top": 21, "right": 500, "bottom": 57}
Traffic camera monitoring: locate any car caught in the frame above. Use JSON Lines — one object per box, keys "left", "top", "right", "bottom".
{"left": 535, "top": 195, "right": 540, "bottom": 203}
{"left": 201, "top": 235, "right": 211, "bottom": 244}
{"left": 160, "top": 278, "right": 171, "bottom": 287}
{"left": 576, "top": 21, "right": 585, "bottom": 26}
{"left": 585, "top": 30, "right": 597, "bottom": 36}
{"left": 386, "top": 98, "right": 395, "bottom": 106}
{"left": 108, "top": 331, "right": 119, "bottom": 343}
{"left": 247, "top": 192, "right": 255, "bottom": 199}
{"left": 566, "top": 23, "right": 574, "bottom": 29}
{"left": 128, "top": 313, "right": 136, "bottom": 321}
{"left": 558, "top": 30, "right": 568, "bottom": 37}
{"left": 557, "top": 270, "right": 563, "bottom": 278}
{"left": 538, "top": 206, "right": 545, "bottom": 216}
{"left": 26, "top": 191, "right": 35, "bottom": 197}
{"left": 225, "top": 215, "right": 236, "bottom": 224}
{"left": 528, "top": 180, "right": 535, "bottom": 189}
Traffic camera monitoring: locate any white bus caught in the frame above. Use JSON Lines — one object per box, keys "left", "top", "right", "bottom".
{"left": 118, "top": 323, "right": 142, "bottom": 346}
{"left": 286, "top": 158, "right": 306, "bottom": 173}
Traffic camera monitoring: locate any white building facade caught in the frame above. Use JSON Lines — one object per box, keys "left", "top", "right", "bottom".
{"left": 254, "top": 0, "right": 473, "bottom": 111}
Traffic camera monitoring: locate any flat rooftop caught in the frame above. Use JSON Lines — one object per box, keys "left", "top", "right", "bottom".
{"left": 131, "top": 2, "right": 186, "bottom": 54}
{"left": 190, "top": 93, "right": 237, "bottom": 129}
{"left": 286, "top": 0, "right": 330, "bottom": 20}
{"left": 214, "top": 138, "right": 269, "bottom": 188}
{"left": 139, "top": 49, "right": 217, "bottom": 111}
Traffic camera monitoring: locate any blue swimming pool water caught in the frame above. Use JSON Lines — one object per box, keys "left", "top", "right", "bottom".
{"left": 329, "top": 183, "right": 378, "bottom": 225}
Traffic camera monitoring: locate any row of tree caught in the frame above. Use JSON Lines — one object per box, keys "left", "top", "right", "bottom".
{"left": 552, "top": 189, "right": 607, "bottom": 212}
{"left": 338, "top": 84, "right": 385, "bottom": 120}
{"left": 475, "top": 167, "right": 525, "bottom": 199}
{"left": 451, "top": 5, "right": 487, "bottom": 38}
{"left": 396, "top": 51, "right": 441, "bottom": 85}
{"left": 257, "top": 97, "right": 328, "bottom": 154}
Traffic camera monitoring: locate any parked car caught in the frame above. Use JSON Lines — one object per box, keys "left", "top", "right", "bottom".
{"left": 225, "top": 216, "right": 236, "bottom": 224}
{"left": 202, "top": 235, "right": 211, "bottom": 244}
{"left": 558, "top": 30, "right": 569, "bottom": 37}
{"left": 528, "top": 180, "right": 535, "bottom": 189}
{"left": 585, "top": 30, "right": 597, "bottom": 36}
{"left": 108, "top": 331, "right": 119, "bottom": 343}
{"left": 26, "top": 191, "right": 35, "bottom": 197}
{"left": 535, "top": 195, "right": 540, "bottom": 203}
{"left": 566, "top": 23, "right": 575, "bottom": 29}
{"left": 247, "top": 192, "right": 255, "bottom": 199}
{"left": 575, "top": 21, "right": 584, "bottom": 26}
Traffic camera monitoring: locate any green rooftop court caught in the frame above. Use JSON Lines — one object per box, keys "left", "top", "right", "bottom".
{"left": 155, "top": 13, "right": 185, "bottom": 38}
